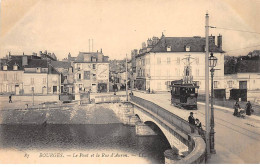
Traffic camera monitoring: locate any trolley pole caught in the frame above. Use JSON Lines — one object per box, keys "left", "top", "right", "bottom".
{"left": 205, "top": 12, "right": 211, "bottom": 160}
{"left": 126, "top": 54, "right": 128, "bottom": 101}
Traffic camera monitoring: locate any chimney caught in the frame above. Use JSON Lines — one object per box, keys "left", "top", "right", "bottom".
{"left": 217, "top": 34, "right": 222, "bottom": 50}
{"left": 22, "top": 55, "right": 28, "bottom": 66}
{"left": 209, "top": 34, "right": 215, "bottom": 45}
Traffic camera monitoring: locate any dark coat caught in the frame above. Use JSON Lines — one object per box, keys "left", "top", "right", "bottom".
{"left": 188, "top": 116, "right": 195, "bottom": 125}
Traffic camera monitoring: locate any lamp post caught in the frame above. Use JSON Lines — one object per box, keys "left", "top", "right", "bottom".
{"left": 209, "top": 52, "right": 217, "bottom": 154}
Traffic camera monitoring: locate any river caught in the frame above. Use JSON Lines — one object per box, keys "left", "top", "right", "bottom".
{"left": 0, "top": 103, "right": 171, "bottom": 163}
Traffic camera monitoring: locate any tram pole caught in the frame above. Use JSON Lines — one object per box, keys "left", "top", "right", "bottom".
{"left": 205, "top": 12, "right": 211, "bottom": 161}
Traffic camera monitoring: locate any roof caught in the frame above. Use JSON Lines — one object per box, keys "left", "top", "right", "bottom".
{"left": 51, "top": 61, "right": 71, "bottom": 69}
{"left": 151, "top": 36, "right": 223, "bottom": 53}
{"left": 25, "top": 59, "right": 48, "bottom": 68}
{"left": 4, "top": 59, "right": 24, "bottom": 70}
{"left": 136, "top": 36, "right": 224, "bottom": 57}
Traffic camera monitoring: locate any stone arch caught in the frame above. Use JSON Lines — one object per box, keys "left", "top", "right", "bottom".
{"left": 133, "top": 106, "right": 188, "bottom": 154}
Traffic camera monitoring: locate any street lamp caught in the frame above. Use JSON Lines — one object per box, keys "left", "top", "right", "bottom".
{"left": 209, "top": 52, "right": 217, "bottom": 154}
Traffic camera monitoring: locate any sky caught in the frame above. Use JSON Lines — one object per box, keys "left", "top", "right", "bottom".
{"left": 0, "top": 0, "right": 260, "bottom": 60}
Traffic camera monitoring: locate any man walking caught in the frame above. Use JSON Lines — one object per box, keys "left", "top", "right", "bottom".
{"left": 9, "top": 94, "right": 12, "bottom": 103}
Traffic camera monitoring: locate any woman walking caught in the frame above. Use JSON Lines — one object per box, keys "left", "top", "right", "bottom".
{"left": 233, "top": 100, "right": 240, "bottom": 116}
{"left": 246, "top": 101, "right": 252, "bottom": 116}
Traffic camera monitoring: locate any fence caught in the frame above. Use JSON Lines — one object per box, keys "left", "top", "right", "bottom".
{"left": 130, "top": 95, "right": 206, "bottom": 138}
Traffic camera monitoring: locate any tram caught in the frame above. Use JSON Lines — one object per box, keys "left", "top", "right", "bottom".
{"left": 170, "top": 55, "right": 199, "bottom": 109}
{"left": 170, "top": 79, "right": 199, "bottom": 109}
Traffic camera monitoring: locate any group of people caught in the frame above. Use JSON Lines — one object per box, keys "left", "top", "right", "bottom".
{"left": 233, "top": 100, "right": 253, "bottom": 117}
{"left": 188, "top": 112, "right": 202, "bottom": 134}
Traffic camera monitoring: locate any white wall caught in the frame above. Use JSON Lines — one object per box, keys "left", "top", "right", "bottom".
{"left": 137, "top": 52, "right": 225, "bottom": 92}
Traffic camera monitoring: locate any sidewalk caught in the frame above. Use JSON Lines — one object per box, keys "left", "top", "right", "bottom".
{"left": 197, "top": 102, "right": 260, "bottom": 122}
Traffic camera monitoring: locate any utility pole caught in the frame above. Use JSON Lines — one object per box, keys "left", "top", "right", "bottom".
{"left": 205, "top": 12, "right": 211, "bottom": 160}
{"left": 126, "top": 54, "right": 128, "bottom": 101}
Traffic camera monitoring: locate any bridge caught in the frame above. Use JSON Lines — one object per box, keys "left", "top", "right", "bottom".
{"left": 94, "top": 94, "right": 206, "bottom": 164}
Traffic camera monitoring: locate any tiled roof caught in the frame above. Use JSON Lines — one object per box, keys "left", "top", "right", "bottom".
{"left": 5, "top": 59, "right": 24, "bottom": 70}
{"left": 51, "top": 61, "right": 71, "bottom": 69}
{"left": 25, "top": 59, "right": 48, "bottom": 68}
{"left": 150, "top": 36, "right": 223, "bottom": 53}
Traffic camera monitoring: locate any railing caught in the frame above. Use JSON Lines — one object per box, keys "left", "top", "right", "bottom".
{"left": 94, "top": 95, "right": 127, "bottom": 104}
{"left": 130, "top": 95, "right": 206, "bottom": 139}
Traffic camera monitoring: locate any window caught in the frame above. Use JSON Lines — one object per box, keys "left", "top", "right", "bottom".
{"left": 141, "top": 59, "right": 145, "bottom": 66}
{"left": 214, "top": 81, "right": 219, "bottom": 88}
{"left": 228, "top": 81, "right": 233, "bottom": 88}
{"left": 36, "top": 67, "right": 41, "bottom": 73}
{"left": 78, "top": 73, "right": 81, "bottom": 80}
{"left": 3, "top": 65, "right": 7, "bottom": 71}
{"left": 84, "top": 71, "right": 90, "bottom": 80}
{"left": 167, "top": 46, "right": 171, "bottom": 52}
{"left": 92, "top": 64, "right": 96, "bottom": 69}
{"left": 157, "top": 57, "right": 161, "bottom": 64}
{"left": 14, "top": 74, "right": 18, "bottom": 81}
{"left": 13, "top": 65, "right": 18, "bottom": 70}
{"left": 4, "top": 73, "right": 7, "bottom": 81}
{"left": 167, "top": 57, "right": 171, "bottom": 64}
{"left": 31, "top": 78, "right": 34, "bottom": 85}
{"left": 186, "top": 45, "right": 191, "bottom": 52}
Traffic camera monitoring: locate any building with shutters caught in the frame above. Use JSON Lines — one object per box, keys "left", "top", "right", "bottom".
{"left": 73, "top": 50, "right": 109, "bottom": 93}
{"left": 133, "top": 33, "right": 225, "bottom": 93}
{"left": 0, "top": 53, "right": 61, "bottom": 95}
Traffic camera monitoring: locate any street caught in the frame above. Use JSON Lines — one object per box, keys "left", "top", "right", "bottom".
{"left": 132, "top": 91, "right": 260, "bottom": 163}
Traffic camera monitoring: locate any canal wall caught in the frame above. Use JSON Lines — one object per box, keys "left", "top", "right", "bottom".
{"left": 0, "top": 103, "right": 124, "bottom": 124}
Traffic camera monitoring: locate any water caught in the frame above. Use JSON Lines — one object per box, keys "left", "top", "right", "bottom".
{"left": 0, "top": 123, "right": 171, "bottom": 163}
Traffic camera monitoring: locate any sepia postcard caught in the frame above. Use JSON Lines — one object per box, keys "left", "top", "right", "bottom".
{"left": 0, "top": 0, "right": 259, "bottom": 164}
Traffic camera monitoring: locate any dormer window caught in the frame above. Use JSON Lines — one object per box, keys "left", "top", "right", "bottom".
{"left": 186, "top": 45, "right": 191, "bottom": 52}
{"left": 167, "top": 46, "right": 171, "bottom": 52}
{"left": 13, "top": 63, "right": 18, "bottom": 70}
{"left": 36, "top": 67, "right": 41, "bottom": 73}
{"left": 3, "top": 65, "right": 7, "bottom": 71}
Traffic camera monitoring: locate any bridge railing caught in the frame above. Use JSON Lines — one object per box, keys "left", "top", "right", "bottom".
{"left": 130, "top": 95, "right": 206, "bottom": 138}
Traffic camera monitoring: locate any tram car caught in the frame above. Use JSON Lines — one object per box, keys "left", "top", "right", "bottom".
{"left": 170, "top": 79, "right": 199, "bottom": 109}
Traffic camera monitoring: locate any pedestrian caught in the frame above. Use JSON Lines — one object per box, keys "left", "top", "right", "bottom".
{"left": 195, "top": 118, "right": 202, "bottom": 129}
{"left": 9, "top": 94, "right": 12, "bottom": 103}
{"left": 188, "top": 112, "right": 195, "bottom": 133}
{"left": 233, "top": 100, "right": 240, "bottom": 116}
{"left": 245, "top": 101, "right": 252, "bottom": 116}
{"left": 195, "top": 118, "right": 203, "bottom": 135}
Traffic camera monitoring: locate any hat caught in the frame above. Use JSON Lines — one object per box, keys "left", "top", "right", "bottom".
{"left": 190, "top": 112, "right": 193, "bottom": 115}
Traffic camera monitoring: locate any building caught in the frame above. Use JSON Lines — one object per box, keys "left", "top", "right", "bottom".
{"left": 23, "top": 59, "right": 61, "bottom": 95}
{"left": 0, "top": 56, "right": 24, "bottom": 94}
{"left": 73, "top": 50, "right": 109, "bottom": 93}
{"left": 224, "top": 51, "right": 260, "bottom": 100}
{"left": 134, "top": 33, "right": 225, "bottom": 93}
{"left": 0, "top": 53, "right": 61, "bottom": 95}
{"left": 50, "top": 61, "right": 74, "bottom": 94}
